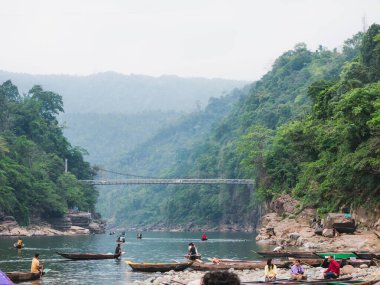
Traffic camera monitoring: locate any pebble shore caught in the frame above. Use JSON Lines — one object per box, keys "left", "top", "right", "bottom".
{"left": 135, "top": 266, "right": 380, "bottom": 284}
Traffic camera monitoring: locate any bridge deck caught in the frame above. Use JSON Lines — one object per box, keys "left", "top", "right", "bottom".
{"left": 79, "top": 178, "right": 254, "bottom": 185}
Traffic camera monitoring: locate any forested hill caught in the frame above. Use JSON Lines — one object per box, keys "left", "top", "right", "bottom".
{"left": 0, "top": 82, "right": 97, "bottom": 225}
{"left": 97, "top": 27, "right": 374, "bottom": 228}
{"left": 0, "top": 71, "right": 247, "bottom": 114}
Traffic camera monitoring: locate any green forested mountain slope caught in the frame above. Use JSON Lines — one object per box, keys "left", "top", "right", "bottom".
{"left": 96, "top": 88, "right": 247, "bottom": 224}
{"left": 0, "top": 81, "right": 97, "bottom": 225}
{"left": 99, "top": 30, "right": 367, "bottom": 228}
{"left": 245, "top": 24, "right": 380, "bottom": 214}
{"left": 61, "top": 111, "right": 182, "bottom": 166}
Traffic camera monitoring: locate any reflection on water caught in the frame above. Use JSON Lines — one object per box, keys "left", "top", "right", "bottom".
{"left": 0, "top": 232, "right": 260, "bottom": 284}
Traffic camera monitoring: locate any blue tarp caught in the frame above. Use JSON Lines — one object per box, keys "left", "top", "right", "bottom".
{"left": 0, "top": 271, "right": 13, "bottom": 285}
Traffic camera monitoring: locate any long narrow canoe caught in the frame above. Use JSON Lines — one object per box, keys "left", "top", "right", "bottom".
{"left": 190, "top": 260, "right": 291, "bottom": 271}
{"left": 353, "top": 252, "right": 377, "bottom": 259}
{"left": 56, "top": 251, "right": 121, "bottom": 260}
{"left": 315, "top": 252, "right": 358, "bottom": 259}
{"left": 126, "top": 260, "right": 193, "bottom": 272}
{"left": 256, "top": 251, "right": 318, "bottom": 258}
{"left": 5, "top": 272, "right": 41, "bottom": 282}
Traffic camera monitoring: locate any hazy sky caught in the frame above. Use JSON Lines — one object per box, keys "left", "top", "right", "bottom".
{"left": 1, "top": 0, "right": 380, "bottom": 81}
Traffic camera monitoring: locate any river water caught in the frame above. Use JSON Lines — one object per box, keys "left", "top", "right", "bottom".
{"left": 0, "top": 232, "right": 267, "bottom": 285}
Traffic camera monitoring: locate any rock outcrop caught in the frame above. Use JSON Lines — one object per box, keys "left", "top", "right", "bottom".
{"left": 255, "top": 195, "right": 380, "bottom": 251}
{"left": 0, "top": 211, "right": 106, "bottom": 236}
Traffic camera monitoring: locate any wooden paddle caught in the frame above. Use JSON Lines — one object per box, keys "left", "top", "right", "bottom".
{"left": 40, "top": 262, "right": 44, "bottom": 278}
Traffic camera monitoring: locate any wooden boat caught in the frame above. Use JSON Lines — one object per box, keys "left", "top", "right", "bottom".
{"left": 353, "top": 252, "right": 377, "bottom": 260}
{"left": 288, "top": 258, "right": 325, "bottom": 267}
{"left": 333, "top": 222, "right": 356, "bottom": 233}
{"left": 201, "top": 238, "right": 208, "bottom": 241}
{"left": 126, "top": 260, "right": 193, "bottom": 272}
{"left": 347, "top": 259, "right": 374, "bottom": 267}
{"left": 315, "top": 252, "right": 358, "bottom": 259}
{"left": 5, "top": 272, "right": 41, "bottom": 282}
{"left": 256, "top": 251, "right": 318, "bottom": 258}
{"left": 56, "top": 251, "right": 121, "bottom": 260}
{"left": 191, "top": 260, "right": 291, "bottom": 271}
{"left": 185, "top": 254, "right": 202, "bottom": 260}
{"left": 116, "top": 236, "right": 125, "bottom": 243}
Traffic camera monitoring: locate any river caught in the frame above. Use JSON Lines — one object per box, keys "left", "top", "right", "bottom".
{"left": 0, "top": 232, "right": 267, "bottom": 285}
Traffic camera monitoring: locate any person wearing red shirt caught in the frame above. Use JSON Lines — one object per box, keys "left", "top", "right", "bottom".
{"left": 324, "top": 256, "right": 340, "bottom": 279}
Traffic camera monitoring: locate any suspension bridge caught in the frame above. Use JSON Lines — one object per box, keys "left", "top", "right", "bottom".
{"left": 80, "top": 178, "right": 255, "bottom": 185}
{"left": 78, "top": 169, "right": 255, "bottom": 186}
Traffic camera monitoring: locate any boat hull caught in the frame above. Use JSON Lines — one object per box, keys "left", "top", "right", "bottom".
{"left": 256, "top": 251, "right": 318, "bottom": 258}
{"left": 185, "top": 254, "right": 202, "bottom": 260}
{"left": 315, "top": 252, "right": 358, "bottom": 259}
{"left": 56, "top": 251, "right": 121, "bottom": 260}
{"left": 190, "top": 260, "right": 291, "bottom": 271}
{"left": 126, "top": 261, "right": 192, "bottom": 272}
{"left": 6, "top": 272, "right": 41, "bottom": 282}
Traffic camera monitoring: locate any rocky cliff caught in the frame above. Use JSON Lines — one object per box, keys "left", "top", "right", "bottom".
{"left": 0, "top": 211, "right": 106, "bottom": 236}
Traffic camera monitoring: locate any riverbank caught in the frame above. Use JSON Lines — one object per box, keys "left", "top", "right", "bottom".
{"left": 136, "top": 266, "right": 380, "bottom": 285}
{"left": 0, "top": 211, "right": 106, "bottom": 236}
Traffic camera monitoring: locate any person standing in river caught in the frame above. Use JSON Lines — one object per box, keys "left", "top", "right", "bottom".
{"left": 188, "top": 243, "right": 199, "bottom": 260}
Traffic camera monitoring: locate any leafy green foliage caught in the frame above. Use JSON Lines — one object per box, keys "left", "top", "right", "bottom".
{"left": 0, "top": 81, "right": 97, "bottom": 224}
{"left": 257, "top": 25, "right": 380, "bottom": 214}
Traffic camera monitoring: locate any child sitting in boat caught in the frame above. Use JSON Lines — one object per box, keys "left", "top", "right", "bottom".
{"left": 290, "top": 259, "right": 306, "bottom": 280}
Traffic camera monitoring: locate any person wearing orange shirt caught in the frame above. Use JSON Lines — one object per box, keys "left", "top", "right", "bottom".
{"left": 31, "top": 253, "right": 43, "bottom": 274}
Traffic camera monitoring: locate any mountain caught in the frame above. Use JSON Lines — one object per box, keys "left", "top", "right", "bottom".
{"left": 97, "top": 30, "right": 369, "bottom": 228}
{"left": 0, "top": 71, "right": 248, "bottom": 114}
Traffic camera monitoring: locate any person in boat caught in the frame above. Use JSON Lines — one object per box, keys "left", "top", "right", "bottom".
{"left": 201, "top": 270, "right": 241, "bottom": 285}
{"left": 117, "top": 236, "right": 125, "bottom": 243}
{"left": 264, "top": 259, "right": 277, "bottom": 282}
{"left": 17, "top": 238, "right": 23, "bottom": 248}
{"left": 114, "top": 243, "right": 122, "bottom": 257}
{"left": 136, "top": 233, "right": 142, "bottom": 239}
{"left": 201, "top": 233, "right": 207, "bottom": 240}
{"left": 31, "top": 253, "right": 43, "bottom": 274}
{"left": 323, "top": 256, "right": 340, "bottom": 279}
{"left": 290, "top": 259, "right": 306, "bottom": 280}
{"left": 188, "top": 242, "right": 198, "bottom": 260}
{"left": 272, "top": 245, "right": 284, "bottom": 252}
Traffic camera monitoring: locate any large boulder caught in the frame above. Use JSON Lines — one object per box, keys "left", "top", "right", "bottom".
{"left": 68, "top": 212, "right": 92, "bottom": 227}
{"left": 67, "top": 226, "right": 90, "bottom": 235}
{"left": 323, "top": 213, "right": 355, "bottom": 233}
{"left": 322, "top": 229, "right": 334, "bottom": 238}
{"left": 50, "top": 216, "right": 72, "bottom": 231}
{"left": 352, "top": 206, "right": 380, "bottom": 229}
{"left": 296, "top": 208, "right": 317, "bottom": 226}
{"left": 341, "top": 265, "right": 355, "bottom": 275}
{"left": 270, "top": 195, "right": 300, "bottom": 216}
